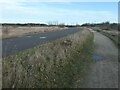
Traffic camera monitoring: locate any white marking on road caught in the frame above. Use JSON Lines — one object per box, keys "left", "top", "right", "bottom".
{"left": 40, "top": 37, "right": 46, "bottom": 39}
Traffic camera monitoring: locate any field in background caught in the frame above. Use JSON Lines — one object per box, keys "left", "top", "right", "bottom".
{"left": 90, "top": 26, "right": 119, "bottom": 47}
{"left": 1, "top": 25, "right": 67, "bottom": 38}
{"left": 99, "top": 30, "right": 119, "bottom": 46}
{"left": 3, "top": 29, "right": 94, "bottom": 88}
{"left": 81, "top": 22, "right": 119, "bottom": 47}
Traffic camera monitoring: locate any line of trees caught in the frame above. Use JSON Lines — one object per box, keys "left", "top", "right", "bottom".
{"left": 1, "top": 23, "right": 80, "bottom": 28}
{"left": 81, "top": 21, "right": 118, "bottom": 31}
{"left": 2, "top": 21, "right": 118, "bottom": 30}
{"left": 2, "top": 23, "right": 48, "bottom": 27}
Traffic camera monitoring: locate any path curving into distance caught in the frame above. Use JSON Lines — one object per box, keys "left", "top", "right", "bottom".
{"left": 82, "top": 31, "right": 118, "bottom": 88}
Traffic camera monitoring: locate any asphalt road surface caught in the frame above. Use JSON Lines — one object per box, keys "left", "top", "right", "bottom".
{"left": 75, "top": 31, "right": 118, "bottom": 88}
{"left": 2, "top": 28, "right": 79, "bottom": 57}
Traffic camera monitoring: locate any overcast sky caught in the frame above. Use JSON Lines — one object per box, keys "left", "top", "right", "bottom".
{"left": 0, "top": 0, "right": 118, "bottom": 24}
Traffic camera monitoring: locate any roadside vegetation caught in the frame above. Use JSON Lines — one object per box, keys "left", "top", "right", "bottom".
{"left": 81, "top": 21, "right": 119, "bottom": 47}
{"left": 3, "top": 29, "right": 94, "bottom": 88}
{"left": 81, "top": 21, "right": 118, "bottom": 31}
{"left": 1, "top": 23, "right": 81, "bottom": 39}
{"left": 1, "top": 24, "right": 68, "bottom": 39}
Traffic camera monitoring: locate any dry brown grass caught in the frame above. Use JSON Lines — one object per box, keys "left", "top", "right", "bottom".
{"left": 3, "top": 29, "right": 94, "bottom": 88}
{"left": 1, "top": 26, "right": 67, "bottom": 38}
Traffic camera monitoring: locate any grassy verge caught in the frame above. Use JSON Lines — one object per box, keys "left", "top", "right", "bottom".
{"left": 3, "top": 30, "right": 94, "bottom": 88}
{"left": 2, "top": 35, "right": 18, "bottom": 39}
{"left": 1, "top": 26, "right": 67, "bottom": 39}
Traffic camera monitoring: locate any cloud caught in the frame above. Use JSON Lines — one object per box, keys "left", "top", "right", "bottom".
{"left": 0, "top": 1, "right": 117, "bottom": 24}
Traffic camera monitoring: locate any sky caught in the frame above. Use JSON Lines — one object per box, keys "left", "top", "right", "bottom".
{"left": 0, "top": 0, "right": 118, "bottom": 25}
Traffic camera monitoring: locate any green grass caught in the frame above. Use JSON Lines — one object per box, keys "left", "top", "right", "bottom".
{"left": 3, "top": 30, "right": 94, "bottom": 88}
